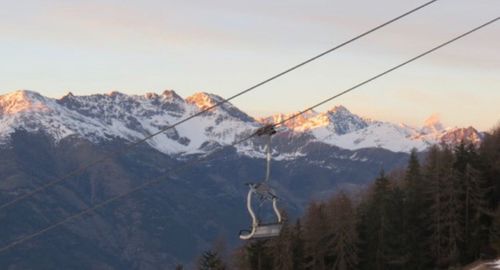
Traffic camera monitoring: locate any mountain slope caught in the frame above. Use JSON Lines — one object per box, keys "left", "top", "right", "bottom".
{"left": 0, "top": 89, "right": 487, "bottom": 268}
{"left": 0, "top": 130, "right": 409, "bottom": 269}
{"left": 0, "top": 90, "right": 484, "bottom": 154}
{"left": 0, "top": 90, "right": 258, "bottom": 154}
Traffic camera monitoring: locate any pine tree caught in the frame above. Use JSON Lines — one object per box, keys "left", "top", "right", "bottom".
{"left": 451, "top": 141, "right": 495, "bottom": 262}
{"left": 270, "top": 221, "right": 294, "bottom": 270}
{"left": 423, "top": 145, "right": 446, "bottom": 266}
{"left": 303, "top": 202, "right": 329, "bottom": 270}
{"left": 403, "top": 149, "right": 429, "bottom": 269}
{"left": 476, "top": 126, "right": 500, "bottom": 261}
{"left": 373, "top": 172, "right": 391, "bottom": 270}
{"left": 424, "top": 145, "right": 463, "bottom": 268}
{"left": 292, "top": 219, "right": 306, "bottom": 270}
{"left": 479, "top": 126, "right": 500, "bottom": 208}
{"left": 197, "top": 250, "right": 226, "bottom": 270}
{"left": 490, "top": 208, "right": 500, "bottom": 254}
{"left": 358, "top": 170, "right": 392, "bottom": 270}
{"left": 245, "top": 240, "right": 273, "bottom": 270}
{"left": 328, "top": 192, "right": 359, "bottom": 270}
{"left": 385, "top": 184, "right": 407, "bottom": 267}
{"left": 232, "top": 246, "right": 251, "bottom": 270}
{"left": 464, "top": 163, "right": 493, "bottom": 260}
{"left": 453, "top": 142, "right": 473, "bottom": 260}
{"left": 442, "top": 168, "right": 463, "bottom": 268}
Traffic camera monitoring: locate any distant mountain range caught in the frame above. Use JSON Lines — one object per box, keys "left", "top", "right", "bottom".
{"left": 0, "top": 90, "right": 484, "bottom": 154}
{"left": 0, "top": 90, "right": 485, "bottom": 268}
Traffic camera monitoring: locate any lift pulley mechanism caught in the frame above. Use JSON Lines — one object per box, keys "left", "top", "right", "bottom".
{"left": 239, "top": 124, "right": 283, "bottom": 240}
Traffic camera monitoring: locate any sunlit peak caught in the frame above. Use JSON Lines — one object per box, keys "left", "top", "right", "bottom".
{"left": 422, "top": 113, "right": 444, "bottom": 134}
{"left": 0, "top": 90, "right": 50, "bottom": 115}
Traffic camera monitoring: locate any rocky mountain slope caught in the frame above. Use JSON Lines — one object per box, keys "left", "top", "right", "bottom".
{"left": 260, "top": 106, "right": 483, "bottom": 153}
{"left": 0, "top": 90, "right": 484, "bottom": 155}
{"left": 0, "top": 90, "right": 258, "bottom": 155}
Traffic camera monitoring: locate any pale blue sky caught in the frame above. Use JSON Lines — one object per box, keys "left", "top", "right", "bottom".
{"left": 1, "top": 0, "right": 499, "bottom": 130}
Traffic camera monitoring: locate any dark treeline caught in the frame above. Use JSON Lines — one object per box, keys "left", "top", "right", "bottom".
{"left": 196, "top": 126, "right": 500, "bottom": 270}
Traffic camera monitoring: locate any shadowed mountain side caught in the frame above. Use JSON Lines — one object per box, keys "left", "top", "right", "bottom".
{"left": 0, "top": 130, "right": 409, "bottom": 268}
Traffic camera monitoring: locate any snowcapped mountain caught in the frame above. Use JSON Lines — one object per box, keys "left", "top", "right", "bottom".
{"left": 0, "top": 90, "right": 111, "bottom": 143}
{"left": 259, "top": 106, "right": 484, "bottom": 153}
{"left": 0, "top": 90, "right": 483, "bottom": 154}
{"left": 260, "top": 106, "right": 368, "bottom": 135}
{"left": 0, "top": 90, "right": 258, "bottom": 154}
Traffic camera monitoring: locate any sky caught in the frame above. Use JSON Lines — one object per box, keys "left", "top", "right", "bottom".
{"left": 0, "top": 0, "right": 499, "bottom": 130}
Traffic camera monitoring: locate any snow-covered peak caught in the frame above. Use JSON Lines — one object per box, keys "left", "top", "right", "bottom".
{"left": 0, "top": 90, "right": 51, "bottom": 115}
{"left": 325, "top": 105, "right": 356, "bottom": 122}
{"left": 439, "top": 127, "right": 483, "bottom": 146}
{"left": 421, "top": 114, "right": 444, "bottom": 134}
{"left": 186, "top": 92, "right": 255, "bottom": 123}
{"left": 186, "top": 92, "right": 221, "bottom": 110}
{"left": 161, "top": 90, "right": 183, "bottom": 102}
{"left": 260, "top": 106, "right": 367, "bottom": 135}
{"left": 323, "top": 106, "right": 368, "bottom": 135}
{"left": 326, "top": 105, "right": 350, "bottom": 115}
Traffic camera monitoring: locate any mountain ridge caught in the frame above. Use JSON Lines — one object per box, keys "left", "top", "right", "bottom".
{"left": 0, "top": 90, "right": 484, "bottom": 154}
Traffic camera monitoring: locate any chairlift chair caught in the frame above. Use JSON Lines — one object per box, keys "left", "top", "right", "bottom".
{"left": 239, "top": 125, "right": 283, "bottom": 240}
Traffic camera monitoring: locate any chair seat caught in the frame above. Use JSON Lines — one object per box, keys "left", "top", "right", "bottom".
{"left": 252, "top": 223, "right": 282, "bottom": 239}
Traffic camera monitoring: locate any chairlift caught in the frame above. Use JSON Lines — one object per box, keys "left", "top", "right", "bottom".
{"left": 239, "top": 125, "right": 283, "bottom": 240}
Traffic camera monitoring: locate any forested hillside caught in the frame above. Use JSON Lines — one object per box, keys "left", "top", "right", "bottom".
{"left": 196, "top": 125, "right": 500, "bottom": 270}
